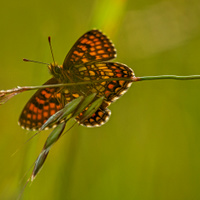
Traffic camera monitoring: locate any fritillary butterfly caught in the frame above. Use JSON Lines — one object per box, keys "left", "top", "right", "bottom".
{"left": 19, "top": 30, "right": 134, "bottom": 130}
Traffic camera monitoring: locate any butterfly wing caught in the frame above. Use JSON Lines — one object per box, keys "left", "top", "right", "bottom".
{"left": 77, "top": 106, "right": 111, "bottom": 127}
{"left": 18, "top": 78, "right": 64, "bottom": 131}
{"left": 63, "top": 30, "right": 117, "bottom": 69}
{"left": 72, "top": 62, "right": 134, "bottom": 103}
{"left": 74, "top": 62, "right": 134, "bottom": 127}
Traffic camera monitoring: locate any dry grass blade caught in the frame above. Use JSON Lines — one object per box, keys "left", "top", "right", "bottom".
{"left": 0, "top": 89, "right": 22, "bottom": 104}
{"left": 79, "top": 96, "right": 105, "bottom": 123}
{"left": 31, "top": 122, "right": 66, "bottom": 180}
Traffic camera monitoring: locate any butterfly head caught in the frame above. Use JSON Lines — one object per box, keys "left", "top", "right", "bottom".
{"left": 48, "top": 62, "right": 63, "bottom": 79}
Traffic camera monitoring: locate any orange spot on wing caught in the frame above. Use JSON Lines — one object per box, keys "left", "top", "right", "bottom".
{"left": 27, "top": 114, "right": 31, "bottom": 119}
{"left": 119, "top": 80, "right": 125, "bottom": 86}
{"left": 74, "top": 51, "right": 79, "bottom": 55}
{"left": 45, "top": 93, "right": 52, "bottom": 98}
{"left": 29, "top": 103, "right": 34, "bottom": 111}
{"left": 98, "top": 111, "right": 104, "bottom": 117}
{"left": 81, "top": 38, "right": 88, "bottom": 43}
{"left": 50, "top": 103, "right": 55, "bottom": 108}
{"left": 116, "top": 73, "right": 122, "bottom": 77}
{"left": 33, "top": 106, "right": 37, "bottom": 113}
{"left": 90, "top": 52, "right": 96, "bottom": 56}
{"left": 108, "top": 84, "right": 115, "bottom": 90}
{"left": 82, "top": 58, "right": 88, "bottom": 63}
{"left": 96, "top": 56, "right": 101, "bottom": 59}
{"left": 56, "top": 105, "right": 61, "bottom": 110}
{"left": 44, "top": 112, "right": 48, "bottom": 118}
{"left": 37, "top": 99, "right": 45, "bottom": 104}
{"left": 96, "top": 116, "right": 101, "bottom": 121}
{"left": 86, "top": 40, "right": 92, "bottom": 44}
{"left": 50, "top": 110, "right": 56, "bottom": 115}
{"left": 96, "top": 45, "right": 102, "bottom": 49}
{"left": 95, "top": 42, "right": 101, "bottom": 45}
{"left": 105, "top": 90, "right": 110, "bottom": 97}
{"left": 98, "top": 50, "right": 105, "bottom": 54}
{"left": 72, "top": 93, "right": 80, "bottom": 98}
{"left": 102, "top": 54, "right": 109, "bottom": 58}
{"left": 78, "top": 52, "right": 84, "bottom": 56}
{"left": 41, "top": 90, "right": 51, "bottom": 98}
{"left": 90, "top": 47, "right": 95, "bottom": 51}
{"left": 82, "top": 46, "right": 87, "bottom": 51}
{"left": 44, "top": 105, "right": 49, "bottom": 110}
{"left": 38, "top": 109, "right": 42, "bottom": 113}
{"left": 89, "top": 118, "right": 95, "bottom": 122}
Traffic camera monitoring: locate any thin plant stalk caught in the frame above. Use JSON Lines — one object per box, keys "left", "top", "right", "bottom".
{"left": 1, "top": 74, "right": 200, "bottom": 105}
{"left": 138, "top": 75, "right": 200, "bottom": 81}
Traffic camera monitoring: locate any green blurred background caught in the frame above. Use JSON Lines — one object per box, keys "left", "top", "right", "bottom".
{"left": 1, "top": 0, "right": 200, "bottom": 199}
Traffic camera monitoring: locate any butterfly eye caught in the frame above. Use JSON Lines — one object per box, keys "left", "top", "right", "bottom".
{"left": 54, "top": 66, "right": 60, "bottom": 74}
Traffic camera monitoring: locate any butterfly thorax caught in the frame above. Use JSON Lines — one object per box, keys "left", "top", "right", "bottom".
{"left": 48, "top": 63, "right": 70, "bottom": 82}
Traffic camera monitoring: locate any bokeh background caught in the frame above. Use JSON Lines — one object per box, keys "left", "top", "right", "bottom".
{"left": 0, "top": 0, "right": 200, "bottom": 199}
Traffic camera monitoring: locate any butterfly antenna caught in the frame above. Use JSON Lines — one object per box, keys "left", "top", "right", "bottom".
{"left": 48, "top": 36, "right": 56, "bottom": 64}
{"left": 23, "top": 58, "right": 49, "bottom": 65}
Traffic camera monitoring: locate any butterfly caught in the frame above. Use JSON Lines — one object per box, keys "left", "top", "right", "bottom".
{"left": 18, "top": 30, "right": 134, "bottom": 131}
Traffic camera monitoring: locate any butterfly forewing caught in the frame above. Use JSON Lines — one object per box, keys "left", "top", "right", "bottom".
{"left": 63, "top": 30, "right": 117, "bottom": 69}
{"left": 18, "top": 78, "right": 64, "bottom": 130}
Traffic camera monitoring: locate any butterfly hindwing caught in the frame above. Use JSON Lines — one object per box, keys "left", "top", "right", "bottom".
{"left": 76, "top": 105, "right": 111, "bottom": 127}
{"left": 63, "top": 30, "right": 117, "bottom": 69}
